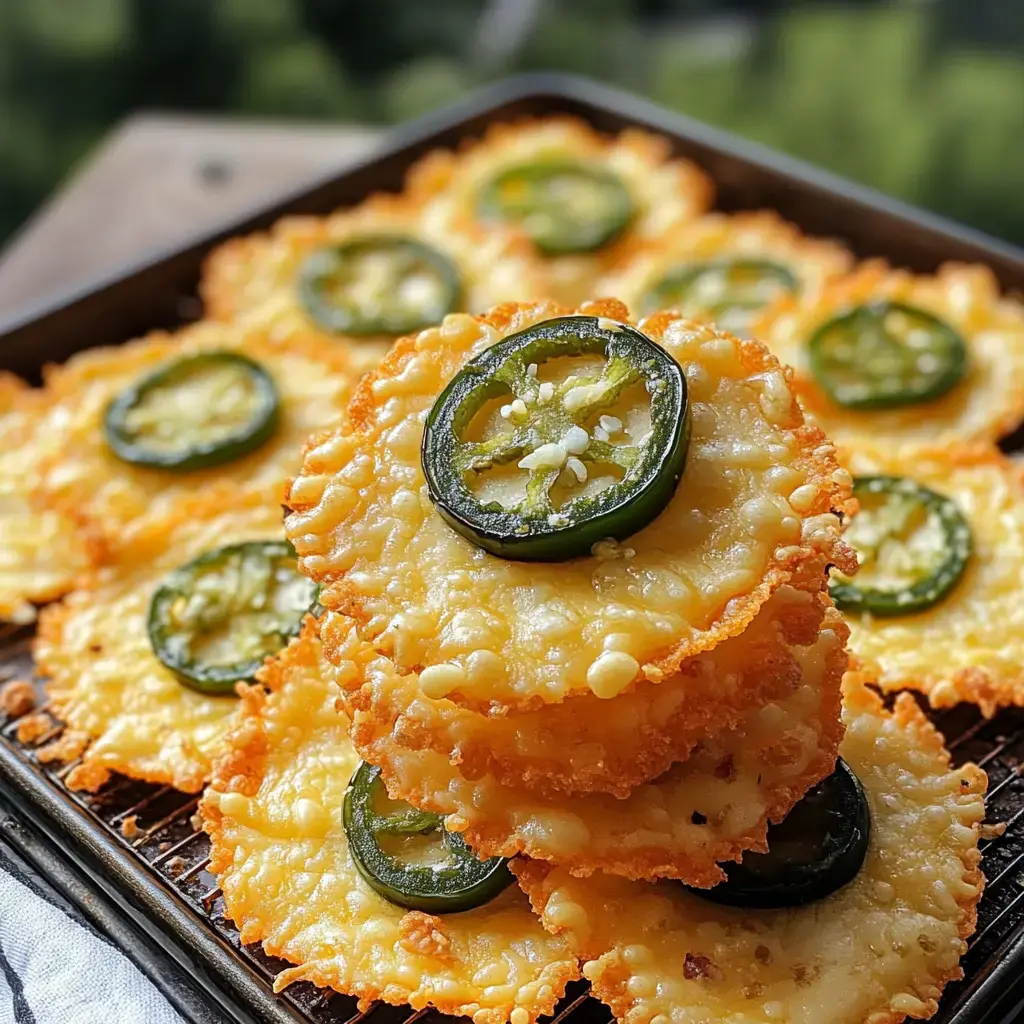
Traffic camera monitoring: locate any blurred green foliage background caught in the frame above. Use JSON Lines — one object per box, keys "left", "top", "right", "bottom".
{"left": 0, "top": 0, "right": 1021, "bottom": 247}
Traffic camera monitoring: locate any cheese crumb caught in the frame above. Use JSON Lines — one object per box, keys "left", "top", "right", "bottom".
{"left": 418, "top": 662, "right": 467, "bottom": 698}
{"left": 587, "top": 650, "right": 640, "bottom": 698}
{"left": 566, "top": 457, "right": 588, "bottom": 483}
{"left": 561, "top": 425, "right": 590, "bottom": 455}
{"left": 599, "top": 414, "right": 623, "bottom": 434}
{"left": 538, "top": 381, "right": 555, "bottom": 404}
{"left": 519, "top": 443, "right": 568, "bottom": 472}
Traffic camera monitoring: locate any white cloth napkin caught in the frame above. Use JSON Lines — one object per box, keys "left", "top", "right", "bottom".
{"left": 0, "top": 866, "right": 184, "bottom": 1024}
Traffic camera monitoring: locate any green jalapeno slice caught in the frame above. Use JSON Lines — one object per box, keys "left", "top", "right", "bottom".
{"left": 829, "top": 475, "right": 971, "bottom": 616}
{"left": 344, "top": 761, "right": 513, "bottom": 913}
{"left": 476, "top": 160, "right": 635, "bottom": 255}
{"left": 691, "top": 757, "right": 870, "bottom": 909}
{"left": 104, "top": 351, "right": 279, "bottom": 471}
{"left": 297, "top": 235, "right": 463, "bottom": 336}
{"left": 807, "top": 301, "right": 967, "bottom": 409}
{"left": 640, "top": 258, "right": 798, "bottom": 335}
{"left": 422, "top": 315, "right": 690, "bottom": 562}
{"left": 148, "top": 541, "right": 318, "bottom": 695}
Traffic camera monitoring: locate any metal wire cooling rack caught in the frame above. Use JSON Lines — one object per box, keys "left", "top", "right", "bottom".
{"left": 0, "top": 614, "right": 1022, "bottom": 1024}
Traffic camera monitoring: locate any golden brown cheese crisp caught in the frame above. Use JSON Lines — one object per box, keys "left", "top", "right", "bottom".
{"left": 407, "top": 117, "right": 713, "bottom": 304}
{"left": 841, "top": 445, "right": 1024, "bottom": 716}
{"left": 756, "top": 262, "right": 1024, "bottom": 456}
{"left": 332, "top": 582, "right": 834, "bottom": 798}
{"left": 332, "top": 600, "right": 845, "bottom": 884}
{"left": 201, "top": 192, "right": 542, "bottom": 369}
{"left": 35, "top": 494, "right": 286, "bottom": 792}
{"left": 515, "top": 676, "right": 987, "bottom": 1024}
{"left": 0, "top": 374, "right": 94, "bottom": 622}
{"left": 600, "top": 211, "right": 851, "bottom": 335}
{"left": 31, "top": 320, "right": 354, "bottom": 545}
{"left": 201, "top": 623, "right": 579, "bottom": 1024}
{"left": 287, "top": 298, "right": 853, "bottom": 712}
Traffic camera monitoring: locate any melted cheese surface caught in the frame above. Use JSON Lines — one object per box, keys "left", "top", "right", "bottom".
{"left": 201, "top": 625, "right": 578, "bottom": 1024}
{"left": 35, "top": 497, "right": 286, "bottom": 791}
{"left": 288, "top": 299, "right": 852, "bottom": 710}
{"left": 757, "top": 262, "right": 1024, "bottom": 456}
{"left": 202, "top": 192, "right": 541, "bottom": 369}
{"left": 333, "top": 602, "right": 846, "bottom": 884}
{"left": 515, "top": 676, "right": 986, "bottom": 1024}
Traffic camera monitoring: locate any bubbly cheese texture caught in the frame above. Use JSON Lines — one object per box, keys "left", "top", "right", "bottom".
{"left": 34, "top": 496, "right": 286, "bottom": 792}
{"left": 408, "top": 117, "right": 713, "bottom": 304}
{"left": 841, "top": 446, "right": 1024, "bottom": 716}
{"left": 0, "top": 375, "right": 92, "bottom": 622}
{"left": 328, "top": 583, "right": 835, "bottom": 799}
{"left": 201, "top": 192, "right": 542, "bottom": 370}
{"left": 600, "top": 211, "right": 851, "bottom": 336}
{"left": 32, "top": 320, "right": 355, "bottom": 545}
{"left": 200, "top": 626, "right": 578, "bottom": 1024}
{"left": 756, "top": 261, "right": 1024, "bottom": 455}
{"left": 334, "top": 604, "right": 846, "bottom": 884}
{"left": 515, "top": 675, "right": 987, "bottom": 1024}
{"left": 287, "top": 298, "right": 853, "bottom": 710}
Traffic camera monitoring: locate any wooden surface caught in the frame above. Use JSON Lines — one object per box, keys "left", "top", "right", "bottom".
{"left": 0, "top": 114, "right": 381, "bottom": 319}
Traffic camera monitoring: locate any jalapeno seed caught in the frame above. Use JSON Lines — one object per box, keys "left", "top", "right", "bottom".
{"left": 104, "top": 351, "right": 279, "bottom": 471}
{"left": 808, "top": 301, "right": 967, "bottom": 409}
{"left": 297, "top": 235, "right": 463, "bottom": 336}
{"left": 422, "top": 315, "right": 690, "bottom": 561}
{"left": 344, "top": 761, "right": 513, "bottom": 913}
{"left": 690, "top": 757, "right": 870, "bottom": 909}
{"left": 640, "top": 258, "right": 798, "bottom": 336}
{"left": 829, "top": 475, "right": 972, "bottom": 616}
{"left": 477, "top": 160, "right": 635, "bottom": 255}
{"left": 148, "top": 540, "right": 318, "bottom": 695}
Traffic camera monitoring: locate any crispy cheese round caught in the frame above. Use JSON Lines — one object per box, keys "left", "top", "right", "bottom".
{"left": 600, "top": 211, "right": 851, "bottom": 335}
{"left": 201, "top": 192, "right": 542, "bottom": 370}
{"left": 35, "top": 493, "right": 287, "bottom": 792}
{"left": 407, "top": 117, "right": 713, "bottom": 304}
{"left": 201, "top": 624, "right": 578, "bottom": 1024}
{"left": 332, "top": 600, "right": 845, "bottom": 883}
{"left": 756, "top": 262, "right": 1024, "bottom": 455}
{"left": 515, "top": 676, "right": 986, "bottom": 1024}
{"left": 332, "top": 582, "right": 834, "bottom": 798}
{"left": 0, "top": 375, "right": 93, "bottom": 622}
{"left": 32, "top": 321, "right": 354, "bottom": 543}
{"left": 288, "top": 298, "right": 853, "bottom": 712}
{"left": 841, "top": 446, "right": 1024, "bottom": 716}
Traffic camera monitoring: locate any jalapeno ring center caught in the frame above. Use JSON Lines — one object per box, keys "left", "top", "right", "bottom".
{"left": 422, "top": 315, "right": 690, "bottom": 562}
{"left": 477, "top": 160, "right": 635, "bottom": 255}
{"left": 104, "top": 351, "right": 280, "bottom": 471}
{"left": 148, "top": 540, "right": 318, "bottom": 695}
{"left": 344, "top": 761, "right": 513, "bottom": 913}
{"left": 830, "top": 475, "right": 972, "bottom": 616}
{"left": 808, "top": 300, "right": 968, "bottom": 409}
{"left": 641, "top": 258, "right": 798, "bottom": 335}
{"left": 297, "top": 235, "right": 463, "bottom": 336}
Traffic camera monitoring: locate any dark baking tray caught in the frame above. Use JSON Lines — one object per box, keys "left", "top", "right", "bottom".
{"left": 2, "top": 73, "right": 1024, "bottom": 1024}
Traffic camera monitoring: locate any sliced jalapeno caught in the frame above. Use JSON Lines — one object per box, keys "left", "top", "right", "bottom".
{"left": 148, "top": 541, "right": 318, "bottom": 695}
{"left": 691, "top": 758, "right": 870, "bottom": 909}
{"left": 422, "top": 315, "right": 690, "bottom": 561}
{"left": 297, "top": 235, "right": 462, "bottom": 336}
{"left": 808, "top": 301, "right": 967, "bottom": 409}
{"left": 830, "top": 475, "right": 971, "bottom": 616}
{"left": 477, "top": 160, "right": 635, "bottom": 255}
{"left": 104, "top": 351, "right": 279, "bottom": 471}
{"left": 344, "top": 761, "right": 512, "bottom": 913}
{"left": 640, "top": 258, "right": 798, "bottom": 335}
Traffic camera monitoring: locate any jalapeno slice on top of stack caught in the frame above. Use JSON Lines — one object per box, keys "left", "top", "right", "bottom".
{"left": 477, "top": 160, "right": 635, "bottom": 255}
{"left": 640, "top": 258, "right": 798, "bottom": 335}
{"left": 104, "top": 351, "right": 280, "bottom": 471}
{"left": 148, "top": 540, "right": 318, "bottom": 695}
{"left": 344, "top": 761, "right": 513, "bottom": 913}
{"left": 691, "top": 757, "right": 871, "bottom": 909}
{"left": 422, "top": 315, "right": 690, "bottom": 562}
{"left": 297, "top": 235, "right": 463, "bottom": 336}
{"left": 830, "top": 475, "right": 972, "bottom": 616}
{"left": 808, "top": 300, "right": 968, "bottom": 410}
